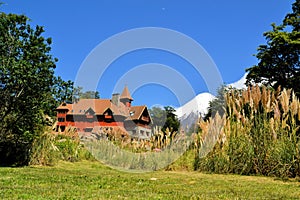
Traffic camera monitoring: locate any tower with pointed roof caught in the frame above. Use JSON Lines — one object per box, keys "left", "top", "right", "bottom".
{"left": 120, "top": 85, "right": 133, "bottom": 107}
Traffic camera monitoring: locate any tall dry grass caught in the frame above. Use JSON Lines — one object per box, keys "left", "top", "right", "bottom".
{"left": 82, "top": 127, "right": 190, "bottom": 172}
{"left": 29, "top": 128, "right": 93, "bottom": 166}
{"left": 195, "top": 85, "right": 300, "bottom": 178}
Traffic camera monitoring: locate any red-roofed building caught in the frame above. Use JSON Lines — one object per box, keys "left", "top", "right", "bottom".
{"left": 56, "top": 86, "right": 152, "bottom": 139}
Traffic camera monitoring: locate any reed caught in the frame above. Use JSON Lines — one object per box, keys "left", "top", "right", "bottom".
{"left": 194, "top": 85, "right": 300, "bottom": 178}
{"left": 29, "top": 128, "right": 93, "bottom": 166}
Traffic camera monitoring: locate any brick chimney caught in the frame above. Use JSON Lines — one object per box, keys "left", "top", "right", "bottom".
{"left": 111, "top": 93, "right": 120, "bottom": 106}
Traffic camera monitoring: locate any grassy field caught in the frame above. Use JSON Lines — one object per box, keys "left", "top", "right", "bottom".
{"left": 0, "top": 161, "right": 299, "bottom": 199}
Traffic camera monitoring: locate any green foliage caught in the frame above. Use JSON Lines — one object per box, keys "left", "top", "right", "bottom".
{"left": 71, "top": 86, "right": 100, "bottom": 102}
{"left": 52, "top": 76, "right": 74, "bottom": 103}
{"left": 78, "top": 89, "right": 100, "bottom": 99}
{"left": 46, "top": 76, "right": 75, "bottom": 116}
{"left": 204, "top": 85, "right": 228, "bottom": 121}
{"left": 149, "top": 106, "right": 166, "bottom": 128}
{"left": 246, "top": 0, "right": 300, "bottom": 96}
{"left": 162, "top": 106, "right": 180, "bottom": 133}
{"left": 0, "top": 12, "right": 58, "bottom": 165}
{"left": 0, "top": 12, "right": 74, "bottom": 166}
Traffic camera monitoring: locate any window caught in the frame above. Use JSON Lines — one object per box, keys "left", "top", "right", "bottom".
{"left": 58, "top": 117, "right": 65, "bottom": 122}
{"left": 66, "top": 115, "right": 74, "bottom": 122}
{"left": 84, "top": 128, "right": 93, "bottom": 132}
{"left": 130, "top": 111, "right": 135, "bottom": 116}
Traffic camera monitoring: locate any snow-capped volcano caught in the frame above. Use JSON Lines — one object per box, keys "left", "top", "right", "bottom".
{"left": 228, "top": 73, "right": 247, "bottom": 90}
{"left": 175, "top": 92, "right": 215, "bottom": 130}
{"left": 175, "top": 92, "right": 215, "bottom": 119}
{"left": 176, "top": 73, "right": 247, "bottom": 130}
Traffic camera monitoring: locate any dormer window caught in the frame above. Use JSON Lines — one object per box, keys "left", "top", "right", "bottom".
{"left": 130, "top": 111, "right": 135, "bottom": 116}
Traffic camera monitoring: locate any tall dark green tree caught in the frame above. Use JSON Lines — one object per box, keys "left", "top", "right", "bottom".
{"left": 204, "top": 85, "right": 227, "bottom": 121}
{"left": 246, "top": 0, "right": 300, "bottom": 96}
{"left": 45, "top": 76, "right": 75, "bottom": 117}
{"left": 52, "top": 76, "right": 74, "bottom": 103}
{"left": 162, "top": 106, "right": 180, "bottom": 133}
{"left": 0, "top": 12, "right": 69, "bottom": 165}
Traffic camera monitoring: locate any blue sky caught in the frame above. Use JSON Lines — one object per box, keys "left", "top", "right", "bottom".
{"left": 1, "top": 0, "right": 295, "bottom": 108}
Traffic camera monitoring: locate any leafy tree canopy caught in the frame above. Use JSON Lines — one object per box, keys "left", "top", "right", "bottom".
{"left": 0, "top": 12, "right": 73, "bottom": 165}
{"left": 70, "top": 87, "right": 100, "bottom": 103}
{"left": 77, "top": 88, "right": 100, "bottom": 99}
{"left": 149, "top": 106, "right": 166, "bottom": 128}
{"left": 246, "top": 0, "right": 300, "bottom": 96}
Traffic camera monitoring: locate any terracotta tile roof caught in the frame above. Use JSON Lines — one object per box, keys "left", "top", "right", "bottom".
{"left": 57, "top": 103, "right": 72, "bottom": 110}
{"left": 120, "top": 85, "right": 133, "bottom": 100}
{"left": 57, "top": 99, "right": 129, "bottom": 116}
{"left": 129, "top": 106, "right": 147, "bottom": 120}
{"left": 115, "top": 101, "right": 130, "bottom": 116}
{"left": 56, "top": 88, "right": 151, "bottom": 123}
{"left": 70, "top": 99, "right": 111, "bottom": 115}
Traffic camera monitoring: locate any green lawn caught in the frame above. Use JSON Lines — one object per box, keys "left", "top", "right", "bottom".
{"left": 0, "top": 161, "right": 299, "bottom": 199}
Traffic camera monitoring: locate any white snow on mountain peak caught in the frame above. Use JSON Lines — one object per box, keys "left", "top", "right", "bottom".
{"left": 228, "top": 73, "right": 247, "bottom": 90}
{"left": 176, "top": 73, "right": 247, "bottom": 119}
{"left": 175, "top": 92, "right": 215, "bottom": 118}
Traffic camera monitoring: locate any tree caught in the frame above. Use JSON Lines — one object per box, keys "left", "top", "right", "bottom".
{"left": 78, "top": 90, "right": 100, "bottom": 99}
{"left": 71, "top": 86, "right": 100, "bottom": 103}
{"left": 246, "top": 0, "right": 300, "bottom": 96}
{"left": 149, "top": 106, "right": 166, "bottom": 128}
{"left": 52, "top": 76, "right": 74, "bottom": 103}
{"left": 0, "top": 12, "right": 63, "bottom": 165}
{"left": 45, "top": 76, "right": 75, "bottom": 116}
{"left": 162, "top": 106, "right": 180, "bottom": 133}
{"left": 204, "top": 85, "right": 227, "bottom": 121}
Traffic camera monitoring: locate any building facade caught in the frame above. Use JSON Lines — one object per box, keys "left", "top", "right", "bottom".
{"left": 56, "top": 86, "right": 152, "bottom": 139}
